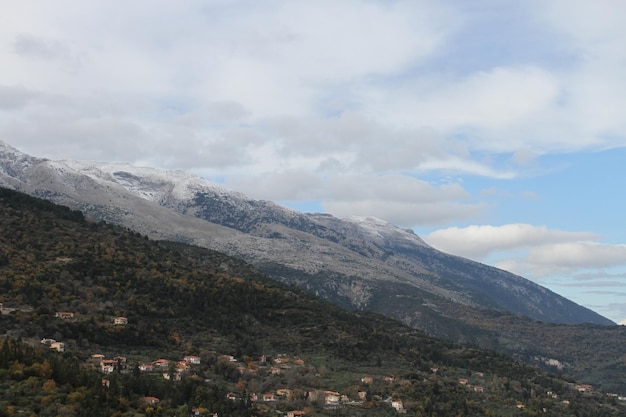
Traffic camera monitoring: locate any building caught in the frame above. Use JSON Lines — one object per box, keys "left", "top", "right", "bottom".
{"left": 391, "top": 400, "right": 405, "bottom": 412}
{"left": 144, "top": 397, "right": 160, "bottom": 405}
{"left": 49, "top": 342, "right": 65, "bottom": 352}
{"left": 184, "top": 355, "right": 201, "bottom": 365}
{"left": 101, "top": 359, "right": 117, "bottom": 374}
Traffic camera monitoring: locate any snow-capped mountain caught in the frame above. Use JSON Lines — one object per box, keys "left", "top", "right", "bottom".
{"left": 0, "top": 141, "right": 614, "bottom": 337}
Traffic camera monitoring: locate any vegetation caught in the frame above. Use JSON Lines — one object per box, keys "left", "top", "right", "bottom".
{"left": 0, "top": 187, "right": 625, "bottom": 416}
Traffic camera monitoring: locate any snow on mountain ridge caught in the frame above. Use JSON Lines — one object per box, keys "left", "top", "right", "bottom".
{"left": 0, "top": 141, "right": 43, "bottom": 179}
{"left": 344, "top": 215, "right": 431, "bottom": 248}
{"left": 60, "top": 160, "right": 244, "bottom": 203}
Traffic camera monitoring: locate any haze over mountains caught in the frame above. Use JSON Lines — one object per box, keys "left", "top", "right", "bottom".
{"left": 0, "top": 141, "right": 611, "bottom": 328}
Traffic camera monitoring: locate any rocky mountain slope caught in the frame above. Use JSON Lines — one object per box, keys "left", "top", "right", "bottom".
{"left": 0, "top": 141, "right": 613, "bottom": 335}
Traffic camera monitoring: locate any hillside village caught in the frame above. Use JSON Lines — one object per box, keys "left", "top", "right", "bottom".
{"left": 27, "top": 308, "right": 624, "bottom": 416}
{"left": 41, "top": 308, "right": 415, "bottom": 415}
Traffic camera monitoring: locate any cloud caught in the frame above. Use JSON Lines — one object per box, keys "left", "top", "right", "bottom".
{"left": 572, "top": 270, "right": 626, "bottom": 282}
{"left": 3, "top": 0, "right": 626, "bottom": 236}
{"left": 3, "top": 1, "right": 626, "bottom": 173}
{"left": 229, "top": 172, "right": 482, "bottom": 227}
{"left": 0, "top": 85, "right": 40, "bottom": 110}
{"left": 380, "top": 66, "right": 561, "bottom": 136}
{"left": 527, "top": 242, "right": 626, "bottom": 270}
{"left": 14, "top": 34, "right": 72, "bottom": 61}
{"left": 424, "top": 224, "right": 626, "bottom": 295}
{"left": 424, "top": 224, "right": 597, "bottom": 260}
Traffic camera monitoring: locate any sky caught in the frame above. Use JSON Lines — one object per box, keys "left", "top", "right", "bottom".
{"left": 2, "top": 0, "right": 626, "bottom": 323}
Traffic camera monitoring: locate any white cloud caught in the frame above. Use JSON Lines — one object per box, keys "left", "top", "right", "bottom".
{"left": 376, "top": 66, "right": 560, "bottom": 138}
{"left": 229, "top": 173, "right": 481, "bottom": 227}
{"left": 424, "top": 223, "right": 626, "bottom": 302}
{"left": 3, "top": 0, "right": 626, "bottom": 235}
{"left": 528, "top": 242, "right": 626, "bottom": 270}
{"left": 424, "top": 224, "right": 597, "bottom": 260}
{"left": 0, "top": 85, "right": 40, "bottom": 110}
{"left": 3, "top": 0, "right": 626, "bottom": 177}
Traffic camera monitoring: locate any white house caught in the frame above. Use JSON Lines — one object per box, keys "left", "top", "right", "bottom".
{"left": 184, "top": 355, "right": 201, "bottom": 365}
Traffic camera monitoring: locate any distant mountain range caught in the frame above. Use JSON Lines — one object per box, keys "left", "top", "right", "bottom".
{"left": 0, "top": 141, "right": 611, "bottom": 330}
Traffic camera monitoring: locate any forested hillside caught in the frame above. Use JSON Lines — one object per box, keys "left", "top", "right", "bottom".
{"left": 0, "top": 187, "right": 623, "bottom": 416}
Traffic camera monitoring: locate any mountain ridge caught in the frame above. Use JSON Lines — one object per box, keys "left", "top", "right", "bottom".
{"left": 5, "top": 140, "right": 626, "bottom": 391}
{"left": 0, "top": 140, "right": 613, "bottom": 330}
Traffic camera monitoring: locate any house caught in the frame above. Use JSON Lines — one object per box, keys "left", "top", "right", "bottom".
{"left": 361, "top": 376, "right": 373, "bottom": 384}
{"left": 40, "top": 338, "right": 56, "bottom": 346}
{"left": 49, "top": 342, "right": 65, "bottom": 352}
{"left": 139, "top": 363, "right": 154, "bottom": 372}
{"left": 287, "top": 411, "right": 307, "bottom": 417}
{"left": 101, "top": 364, "right": 114, "bottom": 374}
{"left": 276, "top": 388, "right": 292, "bottom": 398}
{"left": 263, "top": 393, "right": 276, "bottom": 402}
{"left": 91, "top": 354, "right": 105, "bottom": 364}
{"left": 325, "top": 391, "right": 341, "bottom": 405}
{"left": 113, "top": 356, "right": 127, "bottom": 365}
{"left": 458, "top": 378, "right": 468, "bottom": 385}
{"left": 391, "top": 400, "right": 404, "bottom": 412}
{"left": 474, "top": 386, "right": 484, "bottom": 393}
{"left": 153, "top": 359, "right": 169, "bottom": 368}
{"left": 226, "top": 392, "right": 238, "bottom": 401}
{"left": 114, "top": 316, "right": 128, "bottom": 325}
{"left": 55, "top": 312, "right": 74, "bottom": 319}
{"left": 102, "top": 379, "right": 110, "bottom": 388}
{"left": 184, "top": 355, "right": 201, "bottom": 365}
{"left": 144, "top": 397, "right": 160, "bottom": 405}
{"left": 101, "top": 360, "right": 117, "bottom": 374}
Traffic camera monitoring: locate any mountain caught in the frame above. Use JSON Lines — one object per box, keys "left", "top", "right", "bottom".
{"left": 1, "top": 186, "right": 622, "bottom": 416}
{"left": 0, "top": 141, "right": 610, "bottom": 327}
{"left": 2, "top": 141, "right": 626, "bottom": 392}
